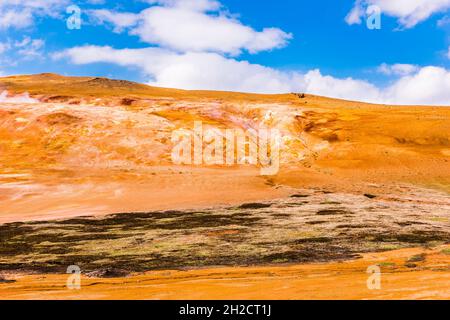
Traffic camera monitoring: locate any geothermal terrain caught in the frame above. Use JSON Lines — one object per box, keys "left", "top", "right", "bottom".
{"left": 0, "top": 73, "right": 449, "bottom": 299}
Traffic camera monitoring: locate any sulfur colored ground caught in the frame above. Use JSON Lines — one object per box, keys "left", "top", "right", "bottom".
{"left": 1, "top": 246, "right": 449, "bottom": 300}
{"left": 1, "top": 74, "right": 449, "bottom": 224}
{"left": 0, "top": 74, "right": 449, "bottom": 300}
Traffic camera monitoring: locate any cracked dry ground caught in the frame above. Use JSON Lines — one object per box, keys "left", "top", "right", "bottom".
{"left": 1, "top": 185, "right": 449, "bottom": 277}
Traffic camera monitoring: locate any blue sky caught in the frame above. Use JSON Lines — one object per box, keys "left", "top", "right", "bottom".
{"left": 1, "top": 0, "right": 450, "bottom": 105}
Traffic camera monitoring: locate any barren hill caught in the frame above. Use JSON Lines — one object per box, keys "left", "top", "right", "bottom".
{"left": 0, "top": 73, "right": 449, "bottom": 223}
{"left": 1, "top": 74, "right": 449, "bottom": 300}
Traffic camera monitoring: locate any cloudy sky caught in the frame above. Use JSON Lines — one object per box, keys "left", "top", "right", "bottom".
{"left": 1, "top": 0, "right": 450, "bottom": 105}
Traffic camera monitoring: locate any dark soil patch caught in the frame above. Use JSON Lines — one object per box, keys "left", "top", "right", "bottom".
{"left": 306, "top": 221, "right": 327, "bottom": 225}
{"left": 405, "top": 263, "right": 418, "bottom": 269}
{"left": 317, "top": 209, "right": 352, "bottom": 216}
{"left": 0, "top": 277, "right": 16, "bottom": 284}
{"left": 368, "top": 231, "right": 450, "bottom": 244}
{"left": 54, "top": 210, "right": 262, "bottom": 231}
{"left": 397, "top": 222, "right": 413, "bottom": 227}
{"left": 336, "top": 224, "right": 366, "bottom": 229}
{"left": 294, "top": 237, "right": 333, "bottom": 244}
{"left": 238, "top": 203, "right": 272, "bottom": 209}
{"left": 272, "top": 214, "right": 292, "bottom": 219}
{"left": 86, "top": 268, "right": 130, "bottom": 278}
{"left": 121, "top": 98, "right": 136, "bottom": 106}
{"left": 0, "top": 197, "right": 447, "bottom": 277}
{"left": 264, "top": 246, "right": 359, "bottom": 264}
{"left": 407, "top": 254, "right": 426, "bottom": 263}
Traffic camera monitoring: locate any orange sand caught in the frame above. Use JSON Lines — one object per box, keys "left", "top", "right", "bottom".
{"left": 1, "top": 246, "right": 449, "bottom": 300}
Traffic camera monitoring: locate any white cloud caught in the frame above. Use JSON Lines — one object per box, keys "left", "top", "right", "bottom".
{"left": 145, "top": 0, "right": 222, "bottom": 11}
{"left": 53, "top": 45, "right": 297, "bottom": 93}
{"left": 345, "top": 0, "right": 365, "bottom": 25}
{"left": 301, "top": 70, "right": 382, "bottom": 103}
{"left": 0, "top": 0, "right": 68, "bottom": 13}
{"left": 437, "top": 15, "right": 450, "bottom": 26}
{"left": 0, "top": 42, "right": 11, "bottom": 54}
{"left": 16, "top": 37, "right": 45, "bottom": 59}
{"left": 0, "top": 0, "right": 69, "bottom": 29}
{"left": 0, "top": 37, "right": 45, "bottom": 60}
{"left": 86, "top": 0, "right": 105, "bottom": 4}
{"left": 0, "top": 8, "right": 33, "bottom": 29}
{"left": 377, "top": 63, "right": 419, "bottom": 76}
{"left": 89, "top": 0, "right": 292, "bottom": 55}
{"left": 384, "top": 66, "right": 450, "bottom": 105}
{"left": 89, "top": 9, "right": 141, "bottom": 33}
{"left": 133, "top": 7, "right": 291, "bottom": 55}
{"left": 347, "top": 0, "right": 450, "bottom": 28}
